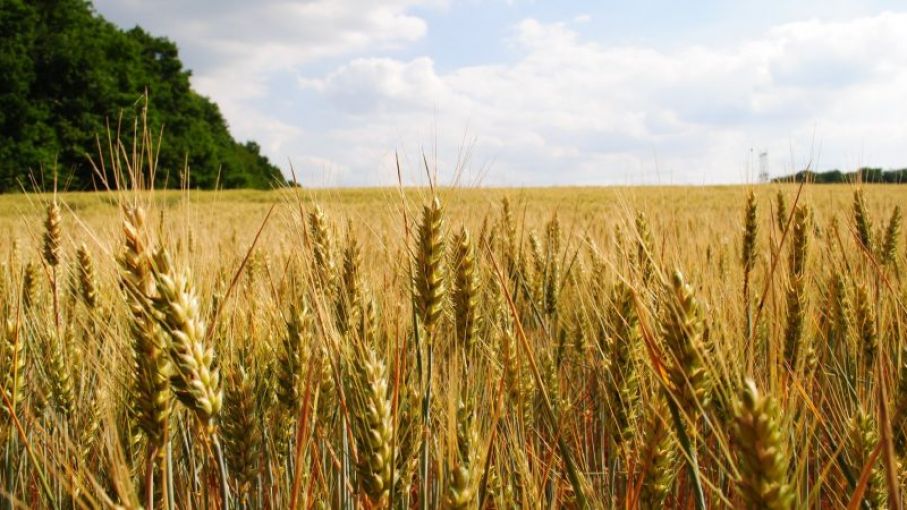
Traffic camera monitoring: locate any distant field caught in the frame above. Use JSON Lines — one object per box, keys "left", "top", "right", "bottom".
{"left": 1, "top": 183, "right": 906, "bottom": 508}
{"left": 2, "top": 184, "right": 904, "bottom": 286}
{"left": 4, "top": 183, "right": 904, "bottom": 247}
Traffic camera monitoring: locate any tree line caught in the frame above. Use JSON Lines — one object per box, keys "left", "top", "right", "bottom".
{"left": 0, "top": 0, "right": 285, "bottom": 191}
{"left": 773, "top": 167, "right": 907, "bottom": 184}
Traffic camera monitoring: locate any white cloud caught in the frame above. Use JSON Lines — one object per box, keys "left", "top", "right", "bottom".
{"left": 291, "top": 11, "right": 907, "bottom": 185}
{"left": 94, "top": 0, "right": 439, "bottom": 160}
{"left": 300, "top": 57, "right": 450, "bottom": 114}
{"left": 96, "top": 0, "right": 434, "bottom": 73}
{"left": 92, "top": 2, "right": 907, "bottom": 185}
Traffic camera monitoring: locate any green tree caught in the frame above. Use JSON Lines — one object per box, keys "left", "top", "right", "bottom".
{"left": 0, "top": 0, "right": 284, "bottom": 191}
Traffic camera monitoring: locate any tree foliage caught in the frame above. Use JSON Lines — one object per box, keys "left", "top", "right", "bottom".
{"left": 0, "top": 0, "right": 285, "bottom": 191}
{"left": 774, "top": 168, "right": 907, "bottom": 184}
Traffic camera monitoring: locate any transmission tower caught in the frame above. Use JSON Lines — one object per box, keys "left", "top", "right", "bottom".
{"left": 758, "top": 151, "right": 769, "bottom": 183}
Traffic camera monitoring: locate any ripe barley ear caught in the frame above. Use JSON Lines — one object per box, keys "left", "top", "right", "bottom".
{"left": 76, "top": 244, "right": 98, "bottom": 309}
{"left": 414, "top": 196, "right": 445, "bottom": 336}
{"left": 444, "top": 398, "right": 482, "bottom": 510}
{"left": 742, "top": 191, "right": 758, "bottom": 281}
{"left": 775, "top": 190, "right": 787, "bottom": 232}
{"left": 451, "top": 226, "right": 480, "bottom": 352}
{"left": 336, "top": 223, "right": 362, "bottom": 335}
{"left": 828, "top": 274, "right": 852, "bottom": 351}
{"left": 730, "top": 378, "right": 794, "bottom": 510}
{"left": 662, "top": 270, "right": 712, "bottom": 412}
{"left": 606, "top": 281, "right": 640, "bottom": 445}
{"left": 742, "top": 190, "right": 758, "bottom": 331}
{"left": 43, "top": 201, "right": 62, "bottom": 268}
{"left": 783, "top": 204, "right": 809, "bottom": 367}
{"left": 854, "top": 284, "right": 877, "bottom": 379}
{"left": 22, "top": 261, "right": 38, "bottom": 311}
{"left": 46, "top": 332, "right": 74, "bottom": 418}
{"left": 152, "top": 248, "right": 222, "bottom": 429}
{"left": 223, "top": 363, "right": 261, "bottom": 502}
{"left": 847, "top": 408, "right": 887, "bottom": 509}
{"left": 500, "top": 197, "right": 519, "bottom": 278}
{"left": 893, "top": 341, "right": 907, "bottom": 455}
{"left": 1, "top": 319, "right": 26, "bottom": 432}
{"left": 309, "top": 205, "right": 335, "bottom": 289}
{"left": 635, "top": 212, "right": 655, "bottom": 284}
{"left": 119, "top": 206, "right": 171, "bottom": 450}
{"left": 638, "top": 400, "right": 678, "bottom": 508}
{"left": 661, "top": 270, "right": 710, "bottom": 509}
{"left": 528, "top": 231, "right": 544, "bottom": 308}
{"left": 348, "top": 343, "right": 394, "bottom": 507}
{"left": 414, "top": 196, "right": 445, "bottom": 510}
{"left": 544, "top": 214, "right": 561, "bottom": 317}
{"left": 276, "top": 303, "right": 310, "bottom": 417}
{"left": 880, "top": 205, "right": 901, "bottom": 268}
{"left": 853, "top": 189, "right": 874, "bottom": 252}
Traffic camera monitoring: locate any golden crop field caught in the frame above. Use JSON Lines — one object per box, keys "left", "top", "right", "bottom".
{"left": 1, "top": 179, "right": 906, "bottom": 509}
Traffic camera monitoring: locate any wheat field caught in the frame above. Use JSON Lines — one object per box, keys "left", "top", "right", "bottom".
{"left": 1, "top": 175, "right": 906, "bottom": 509}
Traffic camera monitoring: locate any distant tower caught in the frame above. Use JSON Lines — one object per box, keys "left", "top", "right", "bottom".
{"left": 758, "top": 151, "right": 769, "bottom": 183}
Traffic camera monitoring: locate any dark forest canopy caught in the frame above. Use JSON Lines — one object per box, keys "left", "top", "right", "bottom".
{"left": 0, "top": 0, "right": 285, "bottom": 191}
{"left": 773, "top": 167, "right": 907, "bottom": 184}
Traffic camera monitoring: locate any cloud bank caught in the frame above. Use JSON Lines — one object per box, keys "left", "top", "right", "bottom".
{"left": 94, "top": 2, "right": 907, "bottom": 185}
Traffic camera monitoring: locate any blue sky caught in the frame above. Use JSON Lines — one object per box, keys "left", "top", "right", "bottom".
{"left": 93, "top": 0, "right": 907, "bottom": 185}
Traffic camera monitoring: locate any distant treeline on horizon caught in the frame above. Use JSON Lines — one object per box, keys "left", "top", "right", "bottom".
{"left": 773, "top": 167, "right": 907, "bottom": 184}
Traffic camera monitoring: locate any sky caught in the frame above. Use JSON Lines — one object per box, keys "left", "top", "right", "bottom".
{"left": 92, "top": 0, "right": 907, "bottom": 186}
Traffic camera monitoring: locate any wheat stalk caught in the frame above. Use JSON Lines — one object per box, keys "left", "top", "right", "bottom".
{"left": 119, "top": 206, "right": 172, "bottom": 451}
